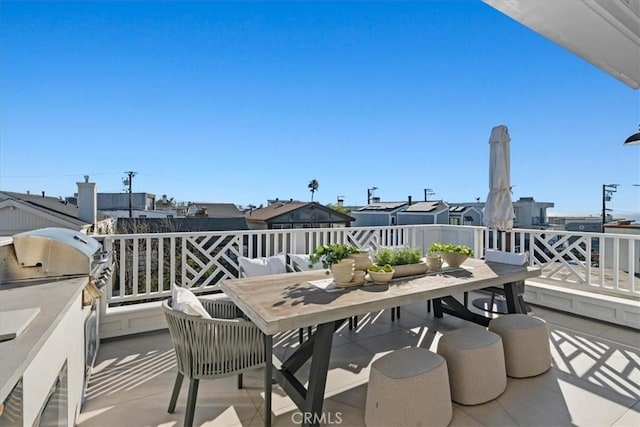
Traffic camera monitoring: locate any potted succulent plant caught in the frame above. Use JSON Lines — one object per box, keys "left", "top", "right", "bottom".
{"left": 427, "top": 243, "right": 474, "bottom": 268}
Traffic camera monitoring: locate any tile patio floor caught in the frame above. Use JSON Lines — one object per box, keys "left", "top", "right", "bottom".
{"left": 78, "top": 294, "right": 639, "bottom": 427}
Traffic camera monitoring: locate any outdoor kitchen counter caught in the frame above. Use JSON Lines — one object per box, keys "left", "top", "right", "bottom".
{"left": 0, "top": 277, "right": 86, "bottom": 404}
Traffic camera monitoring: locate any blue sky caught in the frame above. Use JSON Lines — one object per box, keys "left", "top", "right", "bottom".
{"left": 1, "top": 1, "right": 638, "bottom": 216}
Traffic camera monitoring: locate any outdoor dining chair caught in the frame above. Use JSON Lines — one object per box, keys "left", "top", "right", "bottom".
{"left": 163, "top": 297, "right": 266, "bottom": 427}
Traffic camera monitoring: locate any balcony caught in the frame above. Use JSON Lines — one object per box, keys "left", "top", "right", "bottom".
{"left": 78, "top": 299, "right": 639, "bottom": 426}
{"left": 25, "top": 224, "right": 639, "bottom": 426}
{"left": 97, "top": 224, "right": 639, "bottom": 338}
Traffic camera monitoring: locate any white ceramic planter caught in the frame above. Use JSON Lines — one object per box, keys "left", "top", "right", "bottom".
{"left": 441, "top": 253, "right": 468, "bottom": 268}
{"left": 392, "top": 262, "right": 428, "bottom": 278}
{"left": 347, "top": 252, "right": 373, "bottom": 272}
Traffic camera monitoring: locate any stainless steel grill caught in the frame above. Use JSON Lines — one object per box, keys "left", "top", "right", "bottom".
{"left": 0, "top": 227, "right": 111, "bottom": 285}
{"left": 0, "top": 227, "right": 113, "bottom": 407}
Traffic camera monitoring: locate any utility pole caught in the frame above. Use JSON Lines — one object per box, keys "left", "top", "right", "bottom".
{"left": 601, "top": 184, "right": 618, "bottom": 232}
{"left": 124, "top": 171, "right": 137, "bottom": 218}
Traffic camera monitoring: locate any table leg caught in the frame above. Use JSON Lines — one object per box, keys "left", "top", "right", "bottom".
{"left": 503, "top": 281, "right": 524, "bottom": 314}
{"left": 436, "top": 280, "right": 528, "bottom": 326}
{"left": 439, "top": 296, "right": 491, "bottom": 326}
{"left": 433, "top": 298, "right": 443, "bottom": 318}
{"left": 264, "top": 335, "right": 273, "bottom": 427}
{"left": 303, "top": 323, "right": 335, "bottom": 427}
{"left": 270, "top": 321, "right": 340, "bottom": 427}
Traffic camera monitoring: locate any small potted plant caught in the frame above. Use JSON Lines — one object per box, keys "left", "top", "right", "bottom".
{"left": 309, "top": 244, "right": 361, "bottom": 281}
{"left": 428, "top": 243, "right": 474, "bottom": 268}
{"left": 367, "top": 264, "right": 395, "bottom": 284}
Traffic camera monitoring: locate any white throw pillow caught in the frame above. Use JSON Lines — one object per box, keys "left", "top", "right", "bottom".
{"left": 485, "top": 249, "right": 529, "bottom": 266}
{"left": 289, "top": 253, "right": 323, "bottom": 271}
{"left": 238, "top": 255, "right": 287, "bottom": 277}
{"left": 171, "top": 284, "right": 212, "bottom": 319}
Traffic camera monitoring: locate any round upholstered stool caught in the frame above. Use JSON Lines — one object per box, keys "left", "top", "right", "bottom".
{"left": 365, "top": 347, "right": 452, "bottom": 427}
{"left": 489, "top": 314, "right": 551, "bottom": 378}
{"left": 436, "top": 327, "right": 506, "bottom": 405}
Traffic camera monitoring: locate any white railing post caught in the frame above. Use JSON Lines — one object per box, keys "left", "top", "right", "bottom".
{"left": 612, "top": 236, "right": 620, "bottom": 289}
{"left": 628, "top": 239, "right": 637, "bottom": 292}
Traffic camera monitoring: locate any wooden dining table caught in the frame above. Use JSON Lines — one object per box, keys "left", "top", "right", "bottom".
{"left": 221, "top": 258, "right": 541, "bottom": 427}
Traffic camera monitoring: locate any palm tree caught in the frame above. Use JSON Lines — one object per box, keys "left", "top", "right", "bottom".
{"left": 308, "top": 179, "right": 319, "bottom": 202}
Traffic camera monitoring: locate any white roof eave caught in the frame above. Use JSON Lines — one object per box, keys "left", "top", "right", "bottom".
{"left": 483, "top": 0, "right": 640, "bottom": 89}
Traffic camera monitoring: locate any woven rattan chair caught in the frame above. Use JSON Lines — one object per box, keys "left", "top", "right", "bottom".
{"left": 163, "top": 297, "right": 266, "bottom": 427}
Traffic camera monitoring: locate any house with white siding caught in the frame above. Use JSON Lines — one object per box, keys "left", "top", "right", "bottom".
{"left": 0, "top": 178, "right": 115, "bottom": 235}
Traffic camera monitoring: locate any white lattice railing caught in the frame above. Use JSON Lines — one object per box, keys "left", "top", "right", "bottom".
{"left": 99, "top": 224, "right": 638, "bottom": 306}
{"left": 485, "top": 228, "right": 639, "bottom": 295}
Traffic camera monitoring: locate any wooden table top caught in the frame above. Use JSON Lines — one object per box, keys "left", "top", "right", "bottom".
{"left": 221, "top": 258, "right": 541, "bottom": 335}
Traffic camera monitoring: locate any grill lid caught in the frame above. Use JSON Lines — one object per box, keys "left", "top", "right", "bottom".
{"left": 11, "top": 227, "right": 101, "bottom": 276}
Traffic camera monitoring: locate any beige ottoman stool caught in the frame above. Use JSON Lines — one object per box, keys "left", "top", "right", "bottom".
{"left": 489, "top": 314, "right": 551, "bottom": 378}
{"left": 437, "top": 327, "right": 506, "bottom": 405}
{"left": 365, "top": 347, "right": 452, "bottom": 427}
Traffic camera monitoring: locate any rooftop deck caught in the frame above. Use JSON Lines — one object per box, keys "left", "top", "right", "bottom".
{"left": 78, "top": 294, "right": 639, "bottom": 427}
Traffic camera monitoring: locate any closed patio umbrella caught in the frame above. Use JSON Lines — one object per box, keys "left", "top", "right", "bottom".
{"left": 475, "top": 124, "right": 515, "bottom": 314}
{"left": 483, "top": 125, "right": 514, "bottom": 231}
